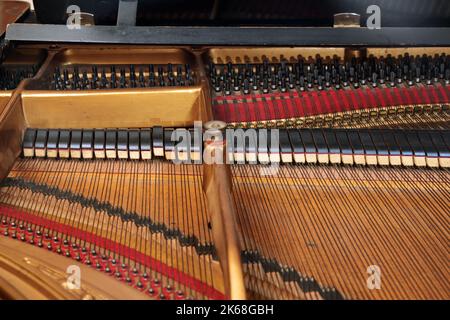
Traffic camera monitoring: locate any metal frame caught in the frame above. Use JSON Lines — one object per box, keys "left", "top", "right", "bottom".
{"left": 5, "top": 24, "right": 450, "bottom": 46}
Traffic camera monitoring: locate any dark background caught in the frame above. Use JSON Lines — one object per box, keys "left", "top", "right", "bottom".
{"left": 33, "top": 0, "right": 450, "bottom": 27}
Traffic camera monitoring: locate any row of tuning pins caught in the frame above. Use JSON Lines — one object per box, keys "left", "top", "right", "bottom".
{"left": 52, "top": 64, "right": 194, "bottom": 90}
{"left": 210, "top": 54, "right": 450, "bottom": 95}
{"left": 0, "top": 66, "right": 37, "bottom": 90}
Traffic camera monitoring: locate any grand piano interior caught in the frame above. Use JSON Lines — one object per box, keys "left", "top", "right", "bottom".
{"left": 0, "top": 0, "right": 449, "bottom": 300}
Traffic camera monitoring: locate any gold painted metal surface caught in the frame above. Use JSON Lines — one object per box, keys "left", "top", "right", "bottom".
{"left": 22, "top": 88, "right": 205, "bottom": 128}
{"left": 367, "top": 47, "right": 450, "bottom": 57}
{"left": 21, "top": 46, "right": 209, "bottom": 127}
{"left": 207, "top": 47, "right": 346, "bottom": 64}
{"left": 25, "top": 47, "right": 200, "bottom": 90}
{"left": 53, "top": 47, "right": 196, "bottom": 67}
{"left": 0, "top": 236, "right": 150, "bottom": 300}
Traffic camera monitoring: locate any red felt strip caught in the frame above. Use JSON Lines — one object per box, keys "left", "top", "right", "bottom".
{"left": 356, "top": 88, "right": 367, "bottom": 110}
{"left": 403, "top": 87, "right": 414, "bottom": 105}
{"left": 328, "top": 90, "right": 341, "bottom": 113}
{"left": 0, "top": 205, "right": 226, "bottom": 300}
{"left": 347, "top": 89, "right": 358, "bottom": 111}
{"left": 256, "top": 97, "right": 267, "bottom": 122}
{"left": 246, "top": 98, "right": 257, "bottom": 122}
{"left": 275, "top": 96, "right": 286, "bottom": 120}
{"left": 310, "top": 91, "right": 321, "bottom": 115}
{"left": 437, "top": 83, "right": 449, "bottom": 102}
{"left": 385, "top": 87, "right": 395, "bottom": 106}
{"left": 429, "top": 85, "right": 440, "bottom": 103}
{"left": 303, "top": 93, "right": 314, "bottom": 116}
{"left": 375, "top": 87, "right": 387, "bottom": 108}
{"left": 212, "top": 85, "right": 450, "bottom": 123}
{"left": 420, "top": 86, "right": 431, "bottom": 105}
{"left": 410, "top": 86, "right": 421, "bottom": 105}
{"left": 365, "top": 87, "right": 377, "bottom": 108}
{"left": 319, "top": 91, "right": 330, "bottom": 114}
{"left": 284, "top": 95, "right": 294, "bottom": 118}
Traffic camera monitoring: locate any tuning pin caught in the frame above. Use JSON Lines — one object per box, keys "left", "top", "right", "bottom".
{"left": 53, "top": 73, "right": 60, "bottom": 90}
{"left": 280, "top": 60, "right": 287, "bottom": 73}
{"left": 101, "top": 68, "right": 107, "bottom": 88}
{"left": 360, "top": 69, "right": 366, "bottom": 86}
{"left": 243, "top": 79, "right": 250, "bottom": 94}
{"left": 214, "top": 77, "right": 222, "bottom": 92}
{"left": 379, "top": 69, "right": 385, "bottom": 84}
{"left": 176, "top": 69, "right": 184, "bottom": 86}
{"left": 60, "top": 69, "right": 67, "bottom": 88}
{"left": 208, "top": 62, "right": 216, "bottom": 77}
{"left": 288, "top": 73, "right": 295, "bottom": 89}
{"left": 227, "top": 62, "right": 234, "bottom": 76}
{"left": 129, "top": 64, "right": 135, "bottom": 80}
{"left": 110, "top": 72, "right": 116, "bottom": 89}
{"left": 317, "top": 76, "right": 324, "bottom": 91}
{"left": 247, "top": 63, "right": 254, "bottom": 78}
{"left": 270, "top": 74, "right": 278, "bottom": 91}
{"left": 403, "top": 64, "right": 409, "bottom": 79}
{"left": 342, "top": 72, "right": 349, "bottom": 87}
{"left": 371, "top": 72, "right": 378, "bottom": 87}
{"left": 146, "top": 63, "right": 153, "bottom": 75}
{"left": 119, "top": 69, "right": 127, "bottom": 88}
{"left": 250, "top": 76, "right": 258, "bottom": 90}
{"left": 439, "top": 62, "right": 445, "bottom": 78}
{"left": 298, "top": 75, "right": 305, "bottom": 91}
{"left": 82, "top": 71, "right": 89, "bottom": 89}
{"left": 334, "top": 77, "right": 341, "bottom": 91}
{"left": 262, "top": 78, "right": 269, "bottom": 94}
{"left": 433, "top": 66, "right": 440, "bottom": 83}
{"left": 166, "top": 63, "right": 173, "bottom": 75}
{"left": 224, "top": 81, "right": 231, "bottom": 95}
{"left": 148, "top": 76, "right": 155, "bottom": 87}
{"left": 54, "top": 67, "right": 61, "bottom": 79}
{"left": 233, "top": 75, "right": 240, "bottom": 91}
{"left": 323, "top": 71, "right": 330, "bottom": 88}
{"left": 396, "top": 68, "right": 403, "bottom": 84}
{"left": 90, "top": 65, "right": 97, "bottom": 81}
{"left": 184, "top": 63, "right": 191, "bottom": 76}
{"left": 157, "top": 66, "right": 164, "bottom": 78}
{"left": 352, "top": 72, "right": 359, "bottom": 88}
{"left": 138, "top": 68, "right": 145, "bottom": 87}
{"left": 158, "top": 74, "right": 165, "bottom": 87}
{"left": 415, "top": 66, "right": 421, "bottom": 83}
{"left": 426, "top": 68, "right": 432, "bottom": 85}
{"left": 73, "top": 66, "right": 79, "bottom": 79}
{"left": 389, "top": 71, "right": 396, "bottom": 87}
{"left": 71, "top": 72, "right": 78, "bottom": 90}
{"left": 186, "top": 72, "right": 194, "bottom": 86}
{"left": 407, "top": 70, "right": 414, "bottom": 86}
{"left": 280, "top": 78, "right": 287, "bottom": 92}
